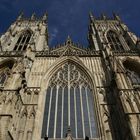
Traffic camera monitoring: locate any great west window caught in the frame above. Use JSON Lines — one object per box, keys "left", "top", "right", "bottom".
{"left": 42, "top": 62, "right": 98, "bottom": 139}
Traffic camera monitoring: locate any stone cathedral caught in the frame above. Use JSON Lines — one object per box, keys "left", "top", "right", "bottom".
{"left": 0, "top": 12, "right": 140, "bottom": 140}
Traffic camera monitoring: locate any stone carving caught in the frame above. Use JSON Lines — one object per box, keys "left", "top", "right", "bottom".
{"left": 98, "top": 88, "right": 106, "bottom": 103}
{"left": 13, "top": 61, "right": 25, "bottom": 74}
{"left": 24, "top": 57, "right": 33, "bottom": 69}
{"left": 35, "top": 47, "right": 101, "bottom": 57}
{"left": 0, "top": 12, "right": 139, "bottom": 140}
{"left": 66, "top": 127, "right": 73, "bottom": 140}
{"left": 102, "top": 105, "right": 112, "bottom": 139}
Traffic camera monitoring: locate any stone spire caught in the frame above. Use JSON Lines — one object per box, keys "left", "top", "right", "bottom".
{"left": 66, "top": 36, "right": 72, "bottom": 46}
{"left": 42, "top": 12, "right": 48, "bottom": 21}
{"left": 89, "top": 11, "right": 95, "bottom": 22}
{"left": 17, "top": 12, "right": 24, "bottom": 20}
{"left": 113, "top": 13, "right": 121, "bottom": 21}
{"left": 31, "top": 13, "right": 36, "bottom": 20}
{"left": 101, "top": 13, "right": 107, "bottom": 20}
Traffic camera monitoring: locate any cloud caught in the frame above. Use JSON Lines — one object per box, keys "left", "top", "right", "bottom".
{"left": 49, "top": 28, "right": 59, "bottom": 45}
{"left": 0, "top": 0, "right": 140, "bottom": 46}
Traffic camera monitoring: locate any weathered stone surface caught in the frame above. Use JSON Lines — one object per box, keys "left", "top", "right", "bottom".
{"left": 0, "top": 13, "right": 139, "bottom": 140}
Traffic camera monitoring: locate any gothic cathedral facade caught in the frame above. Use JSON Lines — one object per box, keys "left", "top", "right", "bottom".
{"left": 0, "top": 12, "right": 140, "bottom": 140}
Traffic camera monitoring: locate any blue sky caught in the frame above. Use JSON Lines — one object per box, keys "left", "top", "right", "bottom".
{"left": 0, "top": 0, "right": 140, "bottom": 46}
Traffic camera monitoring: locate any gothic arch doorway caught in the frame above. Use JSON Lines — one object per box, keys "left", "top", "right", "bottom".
{"left": 41, "top": 61, "right": 99, "bottom": 139}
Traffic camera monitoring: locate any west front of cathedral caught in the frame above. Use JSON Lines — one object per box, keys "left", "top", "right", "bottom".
{"left": 0, "top": 12, "right": 140, "bottom": 140}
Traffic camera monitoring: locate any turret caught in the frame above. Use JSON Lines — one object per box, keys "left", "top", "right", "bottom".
{"left": 101, "top": 13, "right": 107, "bottom": 20}
{"left": 42, "top": 12, "right": 48, "bottom": 22}
{"left": 89, "top": 12, "right": 96, "bottom": 23}
{"left": 113, "top": 13, "right": 121, "bottom": 22}
{"left": 17, "top": 12, "right": 24, "bottom": 20}
{"left": 31, "top": 13, "right": 36, "bottom": 20}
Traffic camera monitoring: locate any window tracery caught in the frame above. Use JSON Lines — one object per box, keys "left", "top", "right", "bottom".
{"left": 126, "top": 70, "right": 140, "bottom": 86}
{"left": 107, "top": 31, "right": 124, "bottom": 51}
{"left": 123, "top": 60, "right": 140, "bottom": 86}
{"left": 14, "top": 30, "right": 32, "bottom": 51}
{"left": 0, "top": 67, "right": 10, "bottom": 86}
{"left": 42, "top": 63, "right": 98, "bottom": 139}
{"left": 0, "top": 60, "right": 14, "bottom": 86}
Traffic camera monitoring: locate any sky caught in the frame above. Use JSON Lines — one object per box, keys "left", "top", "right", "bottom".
{"left": 0, "top": 0, "right": 140, "bottom": 47}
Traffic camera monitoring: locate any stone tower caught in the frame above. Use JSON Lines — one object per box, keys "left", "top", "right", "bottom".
{"left": 0, "top": 12, "right": 140, "bottom": 140}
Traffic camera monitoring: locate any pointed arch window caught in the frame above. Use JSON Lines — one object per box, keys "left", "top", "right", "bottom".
{"left": 14, "top": 30, "right": 32, "bottom": 51}
{"left": 0, "top": 69, "right": 9, "bottom": 86}
{"left": 126, "top": 70, "right": 140, "bottom": 85}
{"left": 107, "top": 31, "right": 124, "bottom": 51}
{"left": 42, "top": 63, "right": 98, "bottom": 139}
{"left": 0, "top": 60, "right": 14, "bottom": 86}
{"left": 123, "top": 60, "right": 140, "bottom": 86}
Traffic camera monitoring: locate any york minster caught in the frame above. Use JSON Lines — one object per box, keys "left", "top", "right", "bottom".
{"left": 0, "top": 12, "right": 140, "bottom": 140}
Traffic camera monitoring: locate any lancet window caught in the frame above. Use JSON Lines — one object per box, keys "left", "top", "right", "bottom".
{"left": 14, "top": 30, "right": 32, "bottom": 51}
{"left": 0, "top": 69, "right": 9, "bottom": 86}
{"left": 127, "top": 70, "right": 140, "bottom": 85}
{"left": 107, "top": 31, "right": 124, "bottom": 51}
{"left": 0, "top": 60, "right": 14, "bottom": 86}
{"left": 42, "top": 62, "right": 98, "bottom": 139}
{"left": 123, "top": 60, "right": 140, "bottom": 86}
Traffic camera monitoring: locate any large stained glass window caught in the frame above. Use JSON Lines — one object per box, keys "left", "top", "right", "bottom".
{"left": 42, "top": 63, "right": 98, "bottom": 139}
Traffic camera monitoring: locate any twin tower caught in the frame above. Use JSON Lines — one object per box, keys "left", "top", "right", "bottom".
{"left": 0, "top": 12, "right": 140, "bottom": 140}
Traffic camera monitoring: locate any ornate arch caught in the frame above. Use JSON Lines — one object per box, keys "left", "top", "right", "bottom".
{"left": 105, "top": 28, "right": 121, "bottom": 37}
{"left": 0, "top": 58, "right": 15, "bottom": 69}
{"left": 14, "top": 29, "right": 33, "bottom": 51}
{"left": 36, "top": 57, "right": 103, "bottom": 139}
{"left": 122, "top": 57, "right": 140, "bottom": 73}
{"left": 41, "top": 57, "right": 95, "bottom": 88}
{"left": 17, "top": 28, "right": 33, "bottom": 36}
{"left": 105, "top": 29, "right": 124, "bottom": 51}
{"left": 0, "top": 59, "right": 15, "bottom": 86}
{"left": 122, "top": 57, "right": 140, "bottom": 86}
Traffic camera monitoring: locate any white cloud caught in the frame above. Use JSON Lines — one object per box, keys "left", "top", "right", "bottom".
{"left": 50, "top": 28, "right": 59, "bottom": 44}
